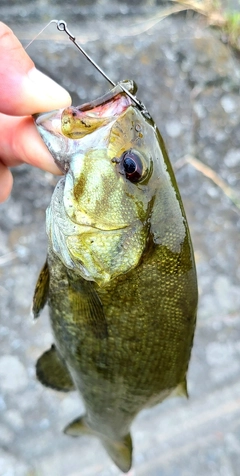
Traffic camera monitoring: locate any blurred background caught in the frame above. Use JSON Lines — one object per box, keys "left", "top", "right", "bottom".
{"left": 0, "top": 1, "right": 240, "bottom": 475}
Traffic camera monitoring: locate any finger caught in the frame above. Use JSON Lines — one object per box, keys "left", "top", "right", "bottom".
{"left": 0, "top": 162, "right": 13, "bottom": 203}
{"left": 0, "top": 22, "right": 71, "bottom": 116}
{"left": 0, "top": 113, "right": 61, "bottom": 175}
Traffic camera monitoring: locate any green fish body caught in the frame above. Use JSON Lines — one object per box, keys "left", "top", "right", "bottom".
{"left": 33, "top": 81, "right": 198, "bottom": 473}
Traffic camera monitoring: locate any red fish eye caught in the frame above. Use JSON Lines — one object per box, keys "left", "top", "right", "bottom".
{"left": 121, "top": 150, "right": 143, "bottom": 182}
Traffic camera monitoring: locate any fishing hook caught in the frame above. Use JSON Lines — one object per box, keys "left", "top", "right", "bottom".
{"left": 25, "top": 19, "right": 148, "bottom": 114}
{"left": 56, "top": 20, "right": 115, "bottom": 87}
{"left": 55, "top": 20, "right": 146, "bottom": 112}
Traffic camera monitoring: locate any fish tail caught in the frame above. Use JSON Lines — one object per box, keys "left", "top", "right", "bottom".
{"left": 64, "top": 415, "right": 132, "bottom": 472}
{"left": 102, "top": 433, "right": 133, "bottom": 473}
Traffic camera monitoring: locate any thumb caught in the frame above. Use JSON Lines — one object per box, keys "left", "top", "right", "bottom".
{"left": 0, "top": 22, "right": 71, "bottom": 116}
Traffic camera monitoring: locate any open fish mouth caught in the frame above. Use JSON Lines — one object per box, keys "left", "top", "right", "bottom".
{"left": 34, "top": 81, "right": 134, "bottom": 174}
{"left": 34, "top": 81, "right": 134, "bottom": 139}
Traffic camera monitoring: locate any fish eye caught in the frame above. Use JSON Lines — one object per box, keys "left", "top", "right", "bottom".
{"left": 121, "top": 150, "right": 144, "bottom": 182}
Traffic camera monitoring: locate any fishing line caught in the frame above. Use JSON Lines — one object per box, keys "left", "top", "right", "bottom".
{"left": 25, "top": 19, "right": 146, "bottom": 112}
{"left": 25, "top": 19, "right": 59, "bottom": 50}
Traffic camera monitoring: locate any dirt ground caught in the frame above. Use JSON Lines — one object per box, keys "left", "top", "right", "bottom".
{"left": 0, "top": 2, "right": 240, "bottom": 475}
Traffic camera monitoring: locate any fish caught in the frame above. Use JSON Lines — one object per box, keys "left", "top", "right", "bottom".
{"left": 32, "top": 80, "right": 198, "bottom": 473}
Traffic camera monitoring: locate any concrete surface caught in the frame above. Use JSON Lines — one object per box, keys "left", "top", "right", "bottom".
{"left": 0, "top": 1, "right": 240, "bottom": 475}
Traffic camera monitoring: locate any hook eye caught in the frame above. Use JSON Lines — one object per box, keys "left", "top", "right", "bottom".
{"left": 57, "top": 20, "right": 76, "bottom": 41}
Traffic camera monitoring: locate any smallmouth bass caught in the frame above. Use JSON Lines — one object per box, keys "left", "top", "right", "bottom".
{"left": 33, "top": 80, "right": 198, "bottom": 473}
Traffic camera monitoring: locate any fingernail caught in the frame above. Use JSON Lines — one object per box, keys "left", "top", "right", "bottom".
{"left": 28, "top": 68, "right": 72, "bottom": 109}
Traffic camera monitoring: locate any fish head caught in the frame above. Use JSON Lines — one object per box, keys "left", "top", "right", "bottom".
{"left": 35, "top": 81, "right": 185, "bottom": 285}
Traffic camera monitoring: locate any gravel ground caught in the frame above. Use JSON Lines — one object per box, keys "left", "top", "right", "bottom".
{"left": 0, "top": 2, "right": 240, "bottom": 475}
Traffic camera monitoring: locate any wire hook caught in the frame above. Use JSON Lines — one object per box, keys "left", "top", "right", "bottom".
{"left": 55, "top": 20, "right": 146, "bottom": 111}
{"left": 56, "top": 20, "right": 76, "bottom": 41}
{"left": 26, "top": 19, "right": 148, "bottom": 113}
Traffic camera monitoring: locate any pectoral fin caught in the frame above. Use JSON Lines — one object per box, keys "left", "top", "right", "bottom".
{"left": 36, "top": 345, "right": 75, "bottom": 392}
{"left": 64, "top": 416, "right": 132, "bottom": 473}
{"left": 69, "top": 276, "right": 108, "bottom": 339}
{"left": 32, "top": 260, "right": 49, "bottom": 318}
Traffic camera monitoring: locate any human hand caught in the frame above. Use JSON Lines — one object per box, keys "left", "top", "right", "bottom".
{"left": 0, "top": 22, "right": 72, "bottom": 203}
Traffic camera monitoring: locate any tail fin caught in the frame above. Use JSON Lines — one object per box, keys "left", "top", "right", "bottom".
{"left": 64, "top": 415, "right": 133, "bottom": 473}
{"left": 102, "top": 433, "right": 133, "bottom": 473}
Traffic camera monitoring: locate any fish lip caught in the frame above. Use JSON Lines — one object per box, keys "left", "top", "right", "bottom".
{"left": 34, "top": 110, "right": 63, "bottom": 135}
{"left": 34, "top": 82, "right": 134, "bottom": 135}
{"left": 72, "top": 80, "right": 136, "bottom": 112}
{"left": 34, "top": 109, "right": 63, "bottom": 122}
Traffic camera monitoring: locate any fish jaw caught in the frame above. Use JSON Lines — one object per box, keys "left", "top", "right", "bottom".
{"left": 34, "top": 91, "right": 132, "bottom": 172}
{"left": 35, "top": 109, "right": 77, "bottom": 174}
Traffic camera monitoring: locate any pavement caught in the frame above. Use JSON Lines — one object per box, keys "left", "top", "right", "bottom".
{"left": 0, "top": 1, "right": 240, "bottom": 475}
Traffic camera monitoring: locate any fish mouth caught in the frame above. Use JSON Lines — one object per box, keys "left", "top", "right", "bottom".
{"left": 77, "top": 79, "right": 137, "bottom": 111}
{"left": 34, "top": 86, "right": 133, "bottom": 174}
{"left": 34, "top": 81, "right": 134, "bottom": 137}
